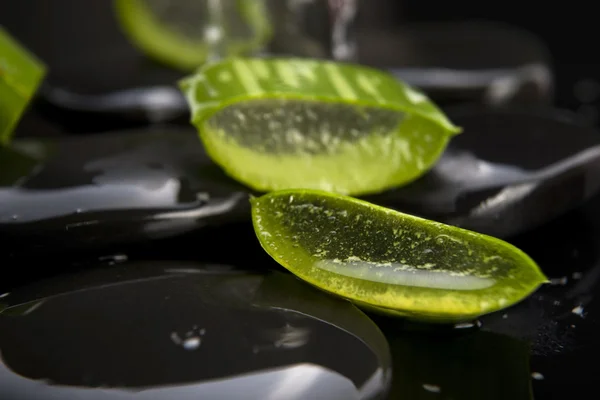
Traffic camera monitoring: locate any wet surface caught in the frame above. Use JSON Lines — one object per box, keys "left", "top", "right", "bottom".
{"left": 1, "top": 198, "right": 600, "bottom": 399}
{"left": 2, "top": 107, "right": 598, "bottom": 253}
{"left": 0, "top": 263, "right": 390, "bottom": 400}
{"left": 359, "top": 21, "right": 553, "bottom": 107}
{"left": 374, "top": 106, "right": 600, "bottom": 237}
{"left": 0, "top": 127, "right": 250, "bottom": 252}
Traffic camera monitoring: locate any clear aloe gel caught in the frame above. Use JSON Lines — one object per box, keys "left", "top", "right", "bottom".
{"left": 251, "top": 189, "right": 548, "bottom": 322}
{"left": 179, "top": 57, "right": 461, "bottom": 196}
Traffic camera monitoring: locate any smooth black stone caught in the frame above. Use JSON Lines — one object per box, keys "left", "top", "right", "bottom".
{"left": 382, "top": 327, "right": 533, "bottom": 399}
{"left": 2, "top": 188, "right": 600, "bottom": 399}
{"left": 374, "top": 202, "right": 600, "bottom": 399}
{"left": 359, "top": 21, "right": 553, "bottom": 107}
{"left": 0, "top": 262, "right": 391, "bottom": 400}
{"left": 3, "top": 200, "right": 600, "bottom": 399}
{"left": 370, "top": 106, "right": 600, "bottom": 237}
{"left": 2, "top": 107, "right": 599, "bottom": 253}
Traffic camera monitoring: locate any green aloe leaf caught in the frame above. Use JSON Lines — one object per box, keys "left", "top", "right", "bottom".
{"left": 180, "top": 57, "right": 461, "bottom": 196}
{"left": 251, "top": 189, "right": 548, "bottom": 322}
{"left": 114, "top": 0, "right": 273, "bottom": 71}
{"left": 0, "top": 26, "right": 46, "bottom": 144}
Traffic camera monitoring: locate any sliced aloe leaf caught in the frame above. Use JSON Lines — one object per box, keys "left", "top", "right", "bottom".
{"left": 251, "top": 189, "right": 548, "bottom": 322}
{"left": 114, "top": 0, "right": 273, "bottom": 71}
{"left": 180, "top": 57, "right": 461, "bottom": 196}
{"left": 0, "top": 26, "right": 46, "bottom": 144}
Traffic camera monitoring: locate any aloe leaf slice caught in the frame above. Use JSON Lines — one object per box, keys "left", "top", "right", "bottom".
{"left": 114, "top": 0, "right": 273, "bottom": 71}
{"left": 180, "top": 57, "right": 461, "bottom": 196}
{"left": 251, "top": 189, "right": 548, "bottom": 322}
{"left": 0, "top": 26, "right": 46, "bottom": 144}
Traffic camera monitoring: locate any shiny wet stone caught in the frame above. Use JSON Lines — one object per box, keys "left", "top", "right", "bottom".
{"left": 0, "top": 262, "right": 391, "bottom": 400}
{"left": 359, "top": 21, "right": 553, "bottom": 107}
{"left": 2, "top": 107, "right": 599, "bottom": 254}
{"left": 1, "top": 189, "right": 600, "bottom": 399}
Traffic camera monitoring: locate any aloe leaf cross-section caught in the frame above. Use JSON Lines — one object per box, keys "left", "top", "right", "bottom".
{"left": 180, "top": 57, "right": 461, "bottom": 195}
{"left": 251, "top": 189, "right": 548, "bottom": 322}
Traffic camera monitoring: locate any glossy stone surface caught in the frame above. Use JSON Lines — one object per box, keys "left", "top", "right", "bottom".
{"left": 2, "top": 197, "right": 600, "bottom": 399}
{"left": 0, "top": 262, "right": 391, "bottom": 400}
{"left": 372, "top": 199, "right": 600, "bottom": 399}
{"left": 2, "top": 108, "right": 599, "bottom": 253}
{"left": 358, "top": 21, "right": 553, "bottom": 107}
{"left": 372, "top": 106, "right": 600, "bottom": 237}
{"left": 0, "top": 127, "right": 250, "bottom": 252}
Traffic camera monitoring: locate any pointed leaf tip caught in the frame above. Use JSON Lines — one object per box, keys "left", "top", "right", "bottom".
{"left": 251, "top": 189, "right": 547, "bottom": 322}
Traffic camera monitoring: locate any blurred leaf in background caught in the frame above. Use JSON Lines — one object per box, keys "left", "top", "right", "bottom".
{"left": 0, "top": 26, "right": 46, "bottom": 144}
{"left": 113, "top": 0, "right": 273, "bottom": 71}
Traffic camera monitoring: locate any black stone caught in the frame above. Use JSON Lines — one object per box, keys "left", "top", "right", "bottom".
{"left": 0, "top": 262, "right": 391, "bottom": 400}
{"left": 371, "top": 106, "right": 600, "bottom": 237}
{"left": 359, "top": 21, "right": 553, "bottom": 108}
{"left": 2, "top": 107, "right": 599, "bottom": 254}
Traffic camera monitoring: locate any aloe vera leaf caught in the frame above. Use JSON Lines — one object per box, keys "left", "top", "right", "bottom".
{"left": 251, "top": 189, "right": 548, "bottom": 322}
{"left": 114, "top": 0, "right": 273, "bottom": 71}
{"left": 180, "top": 57, "right": 461, "bottom": 195}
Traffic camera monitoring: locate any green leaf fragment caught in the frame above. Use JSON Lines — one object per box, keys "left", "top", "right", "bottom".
{"left": 0, "top": 26, "right": 46, "bottom": 144}
{"left": 251, "top": 189, "right": 548, "bottom": 322}
{"left": 180, "top": 57, "right": 461, "bottom": 195}
{"left": 114, "top": 0, "right": 273, "bottom": 71}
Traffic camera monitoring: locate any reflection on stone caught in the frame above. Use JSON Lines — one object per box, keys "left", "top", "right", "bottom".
{"left": 2, "top": 107, "right": 599, "bottom": 257}
{"left": 0, "top": 262, "right": 390, "bottom": 400}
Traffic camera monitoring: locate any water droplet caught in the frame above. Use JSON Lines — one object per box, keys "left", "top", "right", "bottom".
{"left": 183, "top": 336, "right": 202, "bottom": 350}
{"left": 98, "top": 254, "right": 128, "bottom": 265}
{"left": 550, "top": 276, "right": 568, "bottom": 286}
{"left": 75, "top": 208, "right": 83, "bottom": 214}
{"left": 170, "top": 332, "right": 182, "bottom": 345}
{"left": 572, "top": 272, "right": 583, "bottom": 280}
{"left": 171, "top": 327, "right": 206, "bottom": 350}
{"left": 196, "top": 192, "right": 210, "bottom": 202}
{"left": 422, "top": 383, "right": 441, "bottom": 393}
{"left": 454, "top": 321, "right": 480, "bottom": 329}
{"left": 502, "top": 314, "right": 508, "bottom": 319}
{"left": 572, "top": 305, "right": 585, "bottom": 317}
{"left": 531, "top": 372, "right": 544, "bottom": 380}
{"left": 11, "top": 215, "right": 18, "bottom": 221}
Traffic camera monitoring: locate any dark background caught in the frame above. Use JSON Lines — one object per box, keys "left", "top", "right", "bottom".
{"left": 0, "top": 0, "right": 595, "bottom": 112}
{"left": 369, "top": 0, "right": 597, "bottom": 114}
